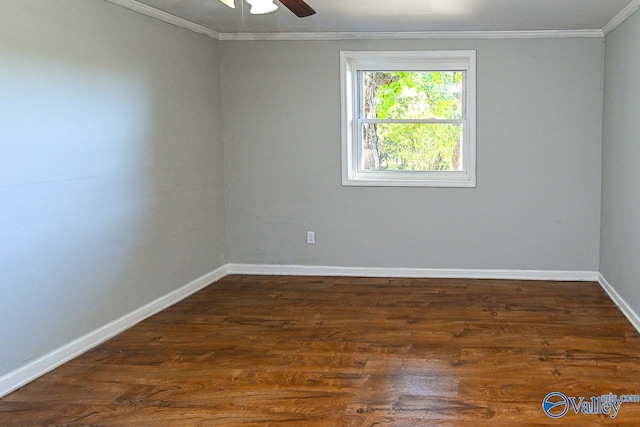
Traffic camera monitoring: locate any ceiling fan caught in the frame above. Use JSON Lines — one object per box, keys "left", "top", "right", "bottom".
{"left": 220, "top": 0, "right": 316, "bottom": 17}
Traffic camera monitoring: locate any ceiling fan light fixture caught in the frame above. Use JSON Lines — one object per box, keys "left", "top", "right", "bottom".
{"left": 246, "top": 0, "right": 278, "bottom": 15}
{"left": 219, "top": 0, "right": 235, "bottom": 8}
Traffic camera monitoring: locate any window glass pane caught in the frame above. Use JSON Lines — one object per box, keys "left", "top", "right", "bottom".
{"left": 363, "top": 71, "right": 463, "bottom": 120}
{"left": 361, "top": 123, "right": 463, "bottom": 172}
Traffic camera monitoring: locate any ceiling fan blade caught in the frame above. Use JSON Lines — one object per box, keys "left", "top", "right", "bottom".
{"left": 279, "top": 0, "right": 316, "bottom": 17}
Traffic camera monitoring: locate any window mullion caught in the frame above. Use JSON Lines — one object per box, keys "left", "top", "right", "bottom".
{"left": 360, "top": 118, "right": 465, "bottom": 125}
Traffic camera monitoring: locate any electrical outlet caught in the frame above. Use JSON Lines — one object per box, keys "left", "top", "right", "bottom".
{"left": 306, "top": 231, "right": 316, "bottom": 245}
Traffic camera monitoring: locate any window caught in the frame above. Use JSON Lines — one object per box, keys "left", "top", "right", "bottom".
{"left": 340, "top": 50, "right": 476, "bottom": 187}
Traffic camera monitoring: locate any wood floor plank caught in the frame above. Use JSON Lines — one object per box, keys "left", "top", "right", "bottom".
{"left": 2, "top": 275, "right": 640, "bottom": 425}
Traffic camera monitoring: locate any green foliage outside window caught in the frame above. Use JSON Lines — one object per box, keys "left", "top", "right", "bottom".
{"left": 364, "top": 71, "right": 464, "bottom": 172}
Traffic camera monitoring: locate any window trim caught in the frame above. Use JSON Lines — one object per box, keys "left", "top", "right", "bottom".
{"left": 340, "top": 50, "right": 477, "bottom": 187}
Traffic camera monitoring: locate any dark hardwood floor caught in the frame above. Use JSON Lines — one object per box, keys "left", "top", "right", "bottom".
{"left": 2, "top": 275, "right": 640, "bottom": 425}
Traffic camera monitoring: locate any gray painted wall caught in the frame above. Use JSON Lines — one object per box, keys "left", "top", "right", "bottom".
{"left": 0, "top": 1, "right": 226, "bottom": 376}
{"left": 0, "top": 0, "right": 617, "bottom": 382}
{"left": 221, "top": 39, "right": 603, "bottom": 270}
{"left": 601, "top": 11, "right": 640, "bottom": 311}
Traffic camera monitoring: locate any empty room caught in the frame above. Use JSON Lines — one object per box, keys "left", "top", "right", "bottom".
{"left": 2, "top": 0, "right": 640, "bottom": 424}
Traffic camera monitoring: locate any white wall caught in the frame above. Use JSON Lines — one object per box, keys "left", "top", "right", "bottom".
{"left": 601, "top": 11, "right": 640, "bottom": 311}
{"left": 221, "top": 38, "right": 603, "bottom": 271}
{"left": 0, "top": 0, "right": 226, "bottom": 376}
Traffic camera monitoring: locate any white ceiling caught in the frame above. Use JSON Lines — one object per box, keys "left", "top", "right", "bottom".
{"left": 114, "top": 0, "right": 640, "bottom": 36}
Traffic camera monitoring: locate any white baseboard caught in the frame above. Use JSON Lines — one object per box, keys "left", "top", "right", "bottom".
{"left": 0, "top": 265, "right": 228, "bottom": 399}
{"left": 227, "top": 263, "right": 598, "bottom": 282}
{"left": 0, "top": 262, "right": 604, "bottom": 399}
{"left": 597, "top": 273, "right": 640, "bottom": 335}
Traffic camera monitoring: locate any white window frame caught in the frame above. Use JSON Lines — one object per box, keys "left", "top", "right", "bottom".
{"left": 340, "top": 50, "right": 476, "bottom": 187}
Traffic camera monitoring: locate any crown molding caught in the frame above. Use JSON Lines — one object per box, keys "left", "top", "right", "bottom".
{"left": 218, "top": 29, "right": 604, "bottom": 41}
{"left": 103, "top": 0, "right": 220, "bottom": 39}
{"left": 603, "top": 0, "right": 640, "bottom": 35}
{"left": 103, "top": 0, "right": 615, "bottom": 41}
